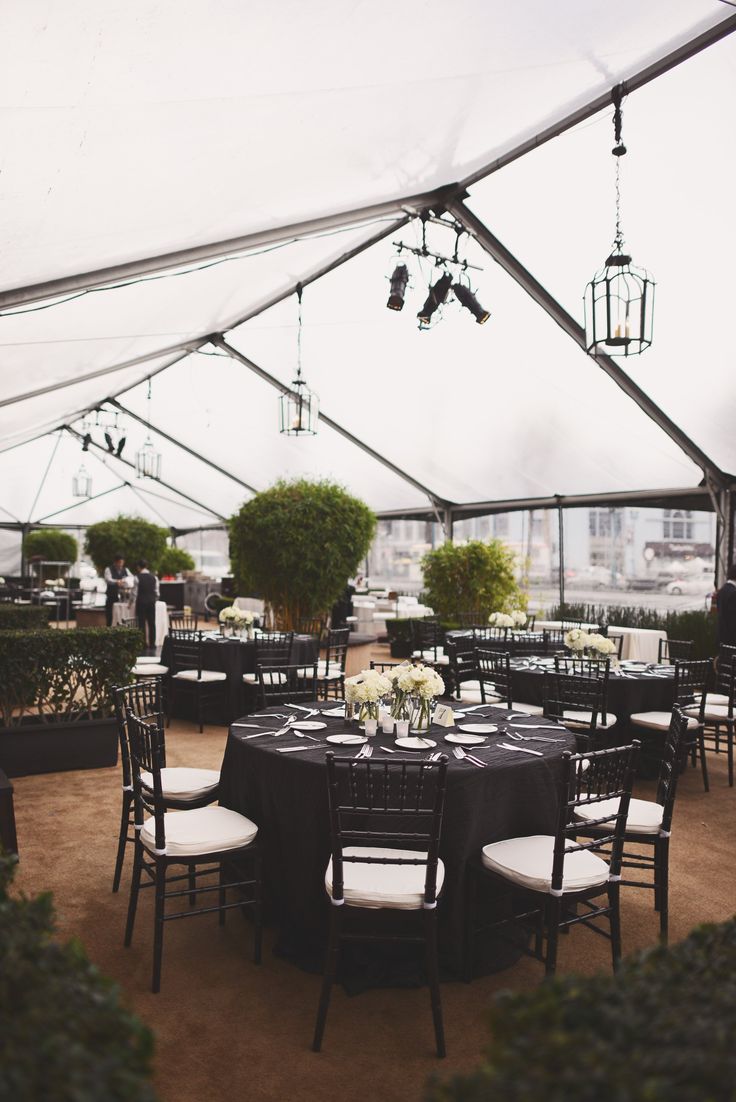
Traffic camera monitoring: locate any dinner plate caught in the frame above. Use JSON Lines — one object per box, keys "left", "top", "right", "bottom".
{"left": 395, "top": 736, "right": 437, "bottom": 750}
{"left": 457, "top": 723, "right": 498, "bottom": 735}
{"left": 290, "top": 720, "right": 327, "bottom": 731}
{"left": 444, "top": 732, "right": 487, "bottom": 746}
{"left": 326, "top": 732, "right": 366, "bottom": 745}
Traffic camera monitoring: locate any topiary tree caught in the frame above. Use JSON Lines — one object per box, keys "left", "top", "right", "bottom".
{"left": 422, "top": 539, "right": 523, "bottom": 621}
{"left": 157, "top": 546, "right": 196, "bottom": 576}
{"left": 230, "top": 479, "right": 376, "bottom": 629}
{"left": 25, "top": 529, "right": 78, "bottom": 564}
{"left": 84, "top": 516, "right": 168, "bottom": 575}
{"left": 0, "top": 854, "right": 157, "bottom": 1101}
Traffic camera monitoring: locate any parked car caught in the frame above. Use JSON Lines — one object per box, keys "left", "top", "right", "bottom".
{"left": 567, "top": 566, "right": 623, "bottom": 590}
{"left": 666, "top": 573, "right": 714, "bottom": 596}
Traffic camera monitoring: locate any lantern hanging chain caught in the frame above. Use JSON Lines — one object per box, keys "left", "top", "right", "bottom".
{"left": 146, "top": 376, "right": 152, "bottom": 436}
{"left": 295, "top": 283, "right": 303, "bottom": 384}
{"left": 611, "top": 83, "right": 627, "bottom": 256}
{"left": 613, "top": 156, "right": 625, "bottom": 254}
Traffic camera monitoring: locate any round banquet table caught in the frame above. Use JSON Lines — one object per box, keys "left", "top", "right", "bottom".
{"left": 508, "top": 657, "right": 675, "bottom": 757}
{"left": 160, "top": 632, "right": 319, "bottom": 724}
{"left": 218, "top": 701, "right": 577, "bottom": 980}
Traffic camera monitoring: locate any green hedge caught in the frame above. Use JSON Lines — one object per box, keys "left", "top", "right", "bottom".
{"left": 0, "top": 605, "right": 50, "bottom": 630}
{"left": 427, "top": 918, "right": 736, "bottom": 1102}
{"left": 0, "top": 854, "right": 156, "bottom": 1102}
{"left": 0, "top": 628, "right": 142, "bottom": 728}
{"left": 548, "top": 604, "right": 718, "bottom": 659}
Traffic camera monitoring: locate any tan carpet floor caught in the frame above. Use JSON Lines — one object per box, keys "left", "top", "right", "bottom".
{"left": 11, "top": 696, "right": 736, "bottom": 1102}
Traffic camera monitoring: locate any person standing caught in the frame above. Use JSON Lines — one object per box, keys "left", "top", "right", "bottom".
{"left": 104, "top": 553, "right": 133, "bottom": 626}
{"left": 716, "top": 563, "right": 736, "bottom": 647}
{"left": 134, "top": 559, "right": 159, "bottom": 649}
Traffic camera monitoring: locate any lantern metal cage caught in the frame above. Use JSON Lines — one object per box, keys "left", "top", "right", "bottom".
{"left": 135, "top": 436, "right": 162, "bottom": 479}
{"left": 584, "top": 248, "right": 655, "bottom": 357}
{"left": 279, "top": 378, "right": 319, "bottom": 436}
{"left": 72, "top": 464, "right": 92, "bottom": 498}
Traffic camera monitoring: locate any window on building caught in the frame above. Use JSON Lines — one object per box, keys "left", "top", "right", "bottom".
{"left": 663, "top": 510, "right": 693, "bottom": 540}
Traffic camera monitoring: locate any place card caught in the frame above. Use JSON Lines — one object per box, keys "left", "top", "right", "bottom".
{"left": 433, "top": 703, "right": 456, "bottom": 727}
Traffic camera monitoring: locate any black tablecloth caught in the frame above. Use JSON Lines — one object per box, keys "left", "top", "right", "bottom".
{"left": 160, "top": 633, "right": 318, "bottom": 723}
{"left": 218, "top": 702, "right": 576, "bottom": 978}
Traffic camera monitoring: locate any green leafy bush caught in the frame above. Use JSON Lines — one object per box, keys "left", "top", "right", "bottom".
{"left": 0, "top": 605, "right": 49, "bottom": 630}
{"left": 548, "top": 604, "right": 717, "bottom": 659}
{"left": 422, "top": 540, "right": 523, "bottom": 622}
{"left": 84, "top": 515, "right": 169, "bottom": 574}
{"left": 157, "top": 546, "right": 196, "bottom": 575}
{"left": 25, "top": 528, "right": 78, "bottom": 564}
{"left": 0, "top": 628, "right": 141, "bottom": 728}
{"left": 427, "top": 918, "right": 736, "bottom": 1102}
{"left": 230, "top": 479, "right": 376, "bottom": 630}
{"left": 0, "top": 854, "right": 156, "bottom": 1102}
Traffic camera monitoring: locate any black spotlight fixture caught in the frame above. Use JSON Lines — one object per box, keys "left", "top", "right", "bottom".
{"left": 417, "top": 271, "right": 453, "bottom": 327}
{"left": 386, "top": 263, "right": 409, "bottom": 311}
{"left": 453, "top": 282, "right": 490, "bottom": 324}
{"left": 115, "top": 435, "right": 126, "bottom": 458}
{"left": 104, "top": 431, "right": 115, "bottom": 454}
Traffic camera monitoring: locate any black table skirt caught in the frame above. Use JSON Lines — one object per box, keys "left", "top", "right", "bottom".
{"left": 218, "top": 703, "right": 576, "bottom": 979}
{"left": 160, "top": 635, "right": 318, "bottom": 724}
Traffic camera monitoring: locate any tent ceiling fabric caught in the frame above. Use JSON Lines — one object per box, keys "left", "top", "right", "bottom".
{"left": 0, "top": 1, "right": 733, "bottom": 527}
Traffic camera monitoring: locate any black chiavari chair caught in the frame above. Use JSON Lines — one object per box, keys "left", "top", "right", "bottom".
{"left": 314, "top": 627, "right": 350, "bottom": 699}
{"left": 411, "top": 619, "right": 449, "bottom": 668}
{"left": 445, "top": 636, "right": 480, "bottom": 700}
{"left": 629, "top": 659, "right": 710, "bottom": 790}
{"left": 464, "top": 741, "right": 640, "bottom": 978}
{"left": 257, "top": 663, "right": 319, "bottom": 709}
{"left": 475, "top": 648, "right": 544, "bottom": 713}
{"left": 124, "top": 714, "right": 261, "bottom": 993}
{"left": 313, "top": 753, "right": 449, "bottom": 1057}
{"left": 575, "top": 707, "right": 690, "bottom": 941}
{"left": 544, "top": 667, "right": 616, "bottom": 747}
{"left": 658, "top": 637, "right": 695, "bottom": 664}
{"left": 169, "top": 611, "right": 198, "bottom": 631}
{"left": 166, "top": 629, "right": 228, "bottom": 732}
{"left": 686, "top": 648, "right": 735, "bottom": 787}
{"left": 112, "top": 680, "right": 220, "bottom": 893}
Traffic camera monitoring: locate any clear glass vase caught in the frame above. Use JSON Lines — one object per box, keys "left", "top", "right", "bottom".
{"left": 410, "top": 695, "right": 433, "bottom": 732}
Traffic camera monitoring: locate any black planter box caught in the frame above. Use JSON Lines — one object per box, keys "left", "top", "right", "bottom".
{"left": 0, "top": 717, "right": 118, "bottom": 778}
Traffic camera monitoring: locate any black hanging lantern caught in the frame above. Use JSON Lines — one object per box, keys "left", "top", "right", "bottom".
{"left": 584, "top": 85, "right": 655, "bottom": 358}
{"left": 279, "top": 284, "right": 319, "bottom": 435}
{"left": 72, "top": 463, "right": 92, "bottom": 498}
{"left": 135, "top": 377, "right": 162, "bottom": 479}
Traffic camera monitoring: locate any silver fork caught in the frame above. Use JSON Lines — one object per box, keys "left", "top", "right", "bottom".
{"left": 355, "top": 743, "right": 374, "bottom": 760}
{"left": 452, "top": 746, "right": 484, "bottom": 768}
{"left": 504, "top": 731, "right": 564, "bottom": 743}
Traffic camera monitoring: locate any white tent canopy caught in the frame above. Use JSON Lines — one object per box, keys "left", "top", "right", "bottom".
{"left": 1, "top": 1, "right": 734, "bottom": 554}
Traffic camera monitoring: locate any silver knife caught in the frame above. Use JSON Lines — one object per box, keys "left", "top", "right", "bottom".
{"left": 498, "top": 742, "right": 543, "bottom": 756}
{"left": 276, "top": 744, "right": 325, "bottom": 753}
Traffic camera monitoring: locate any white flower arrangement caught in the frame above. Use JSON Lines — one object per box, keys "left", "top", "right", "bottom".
{"left": 511, "top": 610, "right": 527, "bottom": 628}
{"left": 587, "top": 632, "right": 616, "bottom": 656}
{"left": 488, "top": 612, "right": 515, "bottom": 628}
{"left": 219, "top": 606, "right": 254, "bottom": 625}
{"left": 395, "top": 663, "right": 445, "bottom": 700}
{"left": 344, "top": 668, "right": 393, "bottom": 705}
{"left": 564, "top": 628, "right": 615, "bottom": 657}
{"left": 564, "top": 627, "right": 589, "bottom": 652}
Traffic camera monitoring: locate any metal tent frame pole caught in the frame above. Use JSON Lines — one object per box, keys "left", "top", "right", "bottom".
{"left": 211, "top": 336, "right": 450, "bottom": 512}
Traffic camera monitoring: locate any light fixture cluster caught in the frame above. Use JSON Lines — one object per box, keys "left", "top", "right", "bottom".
{"left": 385, "top": 216, "right": 490, "bottom": 329}
{"left": 72, "top": 380, "right": 164, "bottom": 497}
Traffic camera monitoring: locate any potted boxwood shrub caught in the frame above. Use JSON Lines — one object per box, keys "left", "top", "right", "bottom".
{"left": 0, "top": 627, "right": 141, "bottom": 777}
{"left": 230, "top": 479, "right": 376, "bottom": 630}
{"left": 84, "top": 515, "right": 169, "bottom": 574}
{"left": 422, "top": 539, "right": 524, "bottom": 622}
{"left": 24, "top": 528, "right": 78, "bottom": 565}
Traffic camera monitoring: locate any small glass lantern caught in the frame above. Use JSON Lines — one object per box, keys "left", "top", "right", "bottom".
{"left": 72, "top": 464, "right": 92, "bottom": 498}
{"left": 135, "top": 435, "right": 162, "bottom": 479}
{"left": 584, "top": 247, "right": 655, "bottom": 357}
{"left": 279, "top": 377, "right": 319, "bottom": 436}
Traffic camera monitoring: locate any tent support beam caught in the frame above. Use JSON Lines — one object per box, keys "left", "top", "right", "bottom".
{"left": 447, "top": 198, "right": 728, "bottom": 484}
{"left": 62, "top": 426, "right": 227, "bottom": 522}
{"left": 108, "top": 400, "right": 259, "bottom": 495}
{"left": 459, "top": 13, "right": 736, "bottom": 190}
{"left": 36, "top": 482, "right": 129, "bottom": 523}
{"left": 26, "top": 431, "right": 62, "bottom": 523}
{"left": 0, "top": 193, "right": 442, "bottom": 312}
{"left": 211, "top": 336, "right": 450, "bottom": 510}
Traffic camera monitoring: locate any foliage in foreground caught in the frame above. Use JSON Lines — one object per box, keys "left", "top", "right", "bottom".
{"left": 84, "top": 515, "right": 169, "bottom": 575}
{"left": 427, "top": 918, "right": 736, "bottom": 1102}
{"left": 549, "top": 603, "right": 718, "bottom": 659}
{"left": 422, "top": 540, "right": 523, "bottom": 621}
{"left": 230, "top": 479, "right": 376, "bottom": 629}
{"left": 0, "top": 854, "right": 156, "bottom": 1102}
{"left": 25, "top": 528, "right": 79, "bottom": 565}
{"left": 0, "top": 627, "right": 141, "bottom": 727}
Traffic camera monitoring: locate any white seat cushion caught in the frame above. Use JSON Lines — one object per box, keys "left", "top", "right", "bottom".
{"left": 512, "top": 701, "right": 545, "bottom": 716}
{"left": 136, "top": 655, "right": 162, "bottom": 665}
{"left": 630, "top": 710, "right": 698, "bottom": 731}
{"left": 298, "top": 665, "right": 343, "bottom": 680}
{"left": 695, "top": 692, "right": 729, "bottom": 707}
{"left": 325, "top": 846, "right": 445, "bottom": 910}
{"left": 576, "top": 796, "right": 664, "bottom": 835}
{"left": 131, "top": 663, "right": 169, "bottom": 677}
{"left": 481, "top": 834, "right": 609, "bottom": 894}
{"left": 242, "top": 670, "right": 287, "bottom": 685}
{"left": 174, "top": 668, "right": 227, "bottom": 682}
{"left": 686, "top": 703, "right": 732, "bottom": 722}
{"left": 141, "top": 805, "right": 257, "bottom": 857}
{"left": 562, "top": 709, "right": 618, "bottom": 729}
{"left": 141, "top": 767, "right": 220, "bottom": 801}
